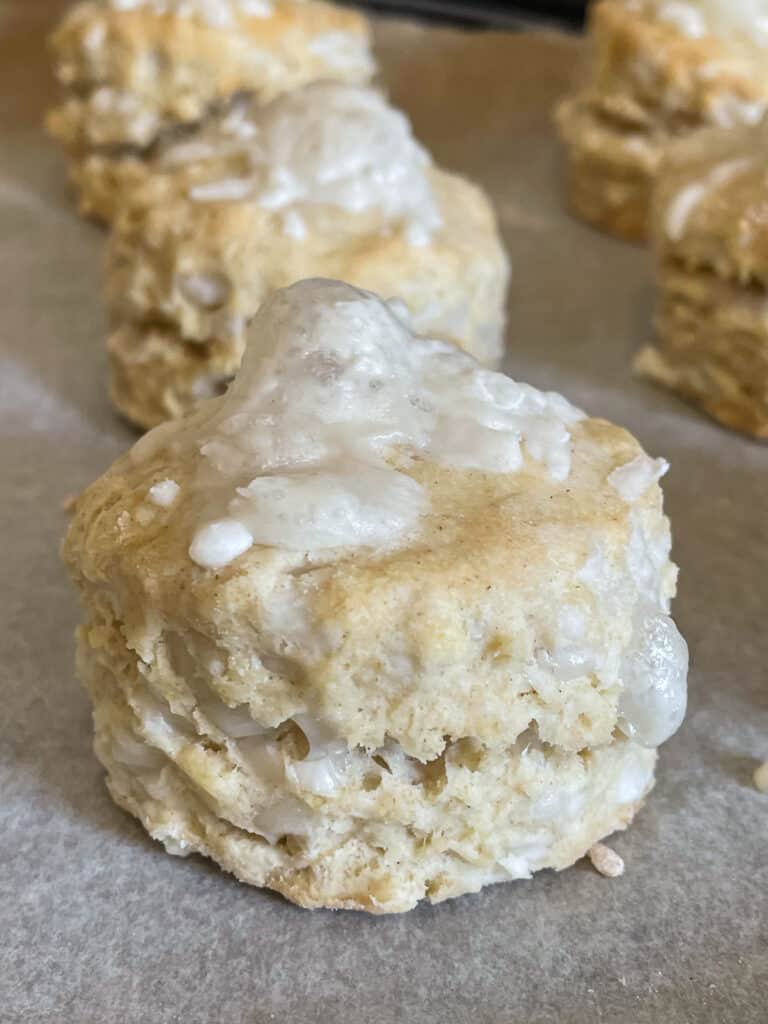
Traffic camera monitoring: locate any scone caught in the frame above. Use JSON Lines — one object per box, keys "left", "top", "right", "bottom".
{"left": 62, "top": 278, "right": 688, "bottom": 914}
{"left": 105, "top": 83, "right": 510, "bottom": 428}
{"left": 46, "top": 0, "right": 374, "bottom": 218}
{"left": 637, "top": 120, "right": 768, "bottom": 437}
{"left": 555, "top": 0, "right": 768, "bottom": 240}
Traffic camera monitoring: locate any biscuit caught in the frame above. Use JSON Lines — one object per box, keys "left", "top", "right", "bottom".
{"left": 638, "top": 120, "right": 768, "bottom": 437}
{"left": 47, "top": 0, "right": 374, "bottom": 216}
{"left": 63, "top": 279, "right": 688, "bottom": 912}
{"left": 555, "top": 0, "right": 768, "bottom": 240}
{"left": 68, "top": 150, "right": 151, "bottom": 224}
{"left": 105, "top": 84, "right": 510, "bottom": 427}
{"left": 107, "top": 323, "right": 236, "bottom": 427}
{"left": 555, "top": 92, "right": 660, "bottom": 242}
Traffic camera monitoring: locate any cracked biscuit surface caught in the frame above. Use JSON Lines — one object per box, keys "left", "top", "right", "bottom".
{"left": 63, "top": 279, "right": 688, "bottom": 912}
{"left": 555, "top": 0, "right": 768, "bottom": 240}
{"left": 639, "top": 120, "right": 768, "bottom": 436}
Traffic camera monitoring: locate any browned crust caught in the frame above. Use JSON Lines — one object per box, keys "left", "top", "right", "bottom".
{"left": 46, "top": 0, "right": 373, "bottom": 163}
{"left": 637, "top": 259, "right": 768, "bottom": 439}
{"left": 49, "top": 0, "right": 371, "bottom": 98}
{"left": 636, "top": 344, "right": 768, "bottom": 440}
{"left": 589, "top": 0, "right": 768, "bottom": 120}
{"left": 556, "top": 0, "right": 768, "bottom": 241}
{"left": 561, "top": 139, "right": 651, "bottom": 242}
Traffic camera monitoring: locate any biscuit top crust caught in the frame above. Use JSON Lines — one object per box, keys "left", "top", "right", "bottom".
{"left": 588, "top": 2, "right": 768, "bottom": 129}
{"left": 105, "top": 0, "right": 277, "bottom": 26}
{"left": 155, "top": 83, "right": 442, "bottom": 245}
{"left": 653, "top": 120, "right": 768, "bottom": 278}
{"left": 652, "top": 0, "right": 768, "bottom": 45}
{"left": 54, "top": 0, "right": 372, "bottom": 76}
{"left": 129, "top": 279, "right": 583, "bottom": 564}
{"left": 50, "top": 0, "right": 373, "bottom": 124}
{"left": 64, "top": 280, "right": 687, "bottom": 758}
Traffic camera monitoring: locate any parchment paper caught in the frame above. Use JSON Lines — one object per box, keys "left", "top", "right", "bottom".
{"left": 1, "top": 3, "right": 766, "bottom": 1021}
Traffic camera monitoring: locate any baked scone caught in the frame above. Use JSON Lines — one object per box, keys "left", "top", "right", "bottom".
{"left": 62, "top": 278, "right": 688, "bottom": 913}
{"left": 637, "top": 120, "right": 768, "bottom": 436}
{"left": 555, "top": 0, "right": 768, "bottom": 240}
{"left": 46, "top": 0, "right": 374, "bottom": 218}
{"left": 105, "top": 83, "right": 510, "bottom": 428}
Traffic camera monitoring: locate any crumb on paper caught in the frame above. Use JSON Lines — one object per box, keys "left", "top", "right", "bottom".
{"left": 588, "top": 842, "right": 625, "bottom": 878}
{"left": 61, "top": 492, "right": 79, "bottom": 513}
{"left": 753, "top": 761, "right": 768, "bottom": 793}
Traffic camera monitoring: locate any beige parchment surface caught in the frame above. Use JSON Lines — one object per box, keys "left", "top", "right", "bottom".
{"left": 1, "top": 2, "right": 766, "bottom": 1022}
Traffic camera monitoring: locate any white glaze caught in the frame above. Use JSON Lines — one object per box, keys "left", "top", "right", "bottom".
{"left": 251, "top": 796, "right": 318, "bottom": 844}
{"left": 251, "top": 83, "right": 441, "bottom": 239}
{"left": 665, "top": 158, "right": 753, "bottom": 241}
{"left": 164, "top": 83, "right": 442, "bottom": 244}
{"left": 308, "top": 31, "right": 376, "bottom": 75}
{"left": 618, "top": 607, "right": 688, "bottom": 747}
{"left": 139, "top": 280, "right": 582, "bottom": 567}
{"left": 612, "top": 749, "right": 655, "bottom": 804}
{"left": 576, "top": 511, "right": 686, "bottom": 748}
{"left": 186, "top": 280, "right": 582, "bottom": 564}
{"left": 188, "top": 519, "right": 254, "bottom": 569}
{"left": 201, "top": 701, "right": 270, "bottom": 738}
{"left": 608, "top": 454, "right": 668, "bottom": 503}
{"left": 626, "top": 508, "right": 673, "bottom": 611}
{"left": 286, "top": 714, "right": 349, "bottom": 796}
{"left": 665, "top": 181, "right": 711, "bottom": 241}
{"left": 657, "top": 1, "right": 707, "bottom": 36}
{"left": 148, "top": 478, "right": 180, "bottom": 506}
{"left": 188, "top": 178, "right": 253, "bottom": 202}
{"left": 497, "top": 839, "right": 550, "bottom": 879}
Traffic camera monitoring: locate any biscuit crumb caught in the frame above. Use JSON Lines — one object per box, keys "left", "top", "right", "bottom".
{"left": 588, "top": 843, "right": 625, "bottom": 878}
{"left": 753, "top": 761, "right": 768, "bottom": 794}
{"left": 61, "top": 493, "right": 79, "bottom": 513}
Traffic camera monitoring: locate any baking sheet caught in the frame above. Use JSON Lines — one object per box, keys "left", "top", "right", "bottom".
{"left": 1, "top": 3, "right": 767, "bottom": 1021}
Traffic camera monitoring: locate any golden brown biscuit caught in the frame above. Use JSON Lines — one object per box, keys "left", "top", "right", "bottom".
{"left": 639, "top": 120, "right": 768, "bottom": 436}
{"left": 555, "top": 92, "right": 659, "bottom": 241}
{"left": 107, "top": 323, "right": 236, "bottom": 427}
{"left": 555, "top": 0, "right": 768, "bottom": 240}
{"left": 47, "top": 0, "right": 374, "bottom": 215}
{"left": 63, "top": 279, "right": 688, "bottom": 912}
{"left": 68, "top": 150, "right": 150, "bottom": 223}
{"left": 105, "top": 84, "right": 510, "bottom": 427}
